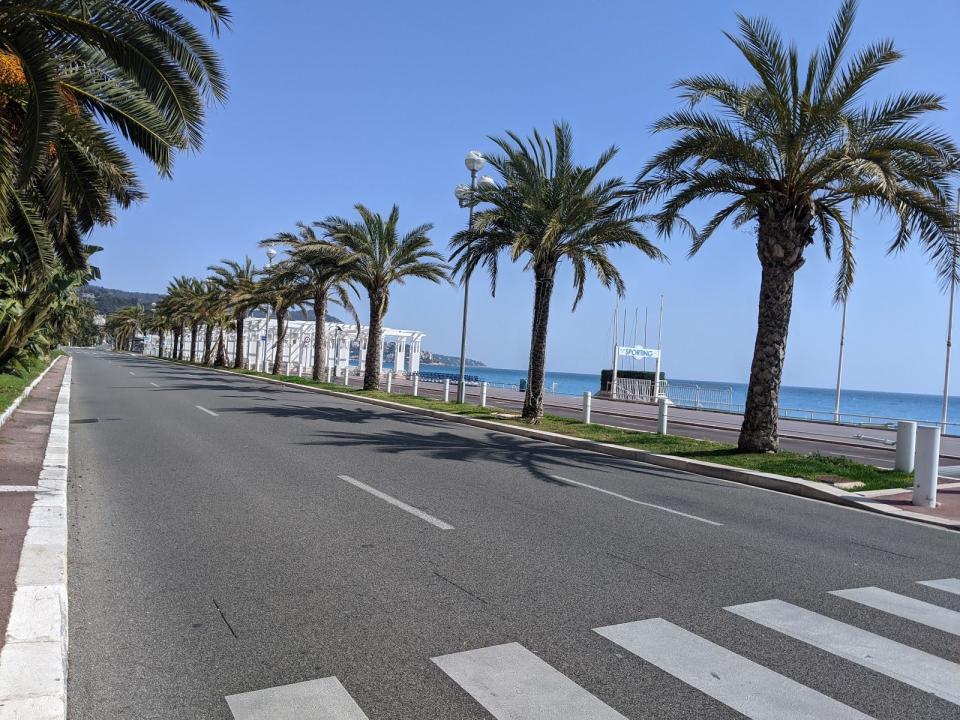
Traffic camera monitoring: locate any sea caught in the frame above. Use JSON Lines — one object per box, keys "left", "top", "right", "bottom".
{"left": 417, "top": 363, "right": 960, "bottom": 429}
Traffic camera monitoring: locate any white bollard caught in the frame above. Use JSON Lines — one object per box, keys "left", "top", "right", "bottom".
{"left": 480, "top": 382, "right": 488, "bottom": 407}
{"left": 343, "top": 369, "right": 349, "bottom": 387}
{"left": 412, "top": 374, "right": 420, "bottom": 397}
{"left": 326, "top": 366, "right": 332, "bottom": 383}
{"left": 386, "top": 372, "right": 392, "bottom": 393}
{"left": 895, "top": 420, "right": 917, "bottom": 473}
{"left": 583, "top": 392, "right": 592, "bottom": 424}
{"left": 443, "top": 378, "right": 451, "bottom": 402}
{"left": 657, "top": 397, "right": 669, "bottom": 435}
{"left": 912, "top": 425, "right": 940, "bottom": 508}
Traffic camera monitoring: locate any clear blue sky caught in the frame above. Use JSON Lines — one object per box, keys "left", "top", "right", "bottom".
{"left": 92, "top": 0, "right": 960, "bottom": 394}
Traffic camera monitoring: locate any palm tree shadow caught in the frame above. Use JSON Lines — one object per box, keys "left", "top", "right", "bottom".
{"left": 297, "top": 423, "right": 723, "bottom": 488}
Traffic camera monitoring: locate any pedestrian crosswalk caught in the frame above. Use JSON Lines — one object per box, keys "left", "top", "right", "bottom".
{"left": 225, "top": 578, "right": 960, "bottom": 718}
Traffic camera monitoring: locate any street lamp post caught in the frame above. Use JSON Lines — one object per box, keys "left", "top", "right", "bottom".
{"left": 261, "top": 248, "right": 277, "bottom": 372}
{"left": 455, "top": 150, "right": 494, "bottom": 403}
{"left": 941, "top": 196, "right": 959, "bottom": 433}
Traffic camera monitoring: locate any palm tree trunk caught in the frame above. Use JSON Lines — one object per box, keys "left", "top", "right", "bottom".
{"left": 202, "top": 324, "right": 214, "bottom": 365}
{"left": 233, "top": 312, "right": 245, "bottom": 368}
{"left": 362, "top": 290, "right": 384, "bottom": 390}
{"left": 271, "top": 306, "right": 288, "bottom": 375}
{"left": 214, "top": 327, "right": 227, "bottom": 366}
{"left": 312, "top": 288, "right": 327, "bottom": 381}
{"left": 738, "top": 202, "right": 813, "bottom": 453}
{"left": 522, "top": 265, "right": 556, "bottom": 421}
{"left": 158, "top": 329, "right": 165, "bottom": 358}
{"left": 175, "top": 324, "right": 184, "bottom": 360}
{"left": 189, "top": 322, "right": 198, "bottom": 362}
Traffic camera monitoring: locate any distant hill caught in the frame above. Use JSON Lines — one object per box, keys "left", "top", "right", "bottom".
{"left": 420, "top": 350, "right": 485, "bottom": 367}
{"left": 84, "top": 286, "right": 163, "bottom": 314}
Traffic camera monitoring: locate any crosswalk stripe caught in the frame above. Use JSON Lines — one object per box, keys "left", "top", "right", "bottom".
{"left": 727, "top": 600, "right": 960, "bottom": 705}
{"left": 919, "top": 578, "right": 960, "bottom": 596}
{"left": 594, "top": 618, "right": 873, "bottom": 719}
{"left": 831, "top": 587, "right": 960, "bottom": 636}
{"left": 432, "top": 642, "right": 628, "bottom": 719}
{"left": 225, "top": 677, "right": 369, "bottom": 719}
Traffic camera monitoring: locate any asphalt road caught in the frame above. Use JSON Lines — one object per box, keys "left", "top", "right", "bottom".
{"left": 67, "top": 350, "right": 960, "bottom": 719}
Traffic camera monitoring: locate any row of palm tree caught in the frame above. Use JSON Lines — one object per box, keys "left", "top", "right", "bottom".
{"left": 113, "top": 1, "right": 959, "bottom": 453}
{"left": 0, "top": 1, "right": 229, "bottom": 372}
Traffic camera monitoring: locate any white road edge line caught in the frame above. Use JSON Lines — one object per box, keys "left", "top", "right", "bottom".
{"left": 552, "top": 474, "right": 722, "bottom": 526}
{"left": 128, "top": 371, "right": 135, "bottom": 375}
{"left": 0, "top": 356, "right": 71, "bottom": 718}
{"left": 337, "top": 475, "right": 454, "bottom": 530}
{"left": 195, "top": 405, "right": 218, "bottom": 417}
{"left": 149, "top": 382, "right": 159, "bottom": 388}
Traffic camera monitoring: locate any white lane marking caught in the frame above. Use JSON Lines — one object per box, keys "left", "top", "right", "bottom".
{"left": 226, "top": 677, "right": 369, "bottom": 719}
{"left": 337, "top": 475, "right": 454, "bottom": 530}
{"left": 149, "top": 382, "right": 159, "bottom": 388}
{"left": 551, "top": 475, "right": 722, "bottom": 526}
{"left": 432, "top": 642, "right": 627, "bottom": 720}
{"left": 129, "top": 371, "right": 135, "bottom": 375}
{"left": 195, "top": 405, "right": 218, "bottom": 417}
{"left": 919, "top": 578, "right": 960, "bottom": 596}
{"left": 726, "top": 600, "right": 960, "bottom": 705}
{"left": 594, "top": 618, "right": 873, "bottom": 719}
{"left": 831, "top": 587, "right": 960, "bottom": 636}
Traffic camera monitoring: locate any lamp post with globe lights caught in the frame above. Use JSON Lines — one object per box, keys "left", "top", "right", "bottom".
{"left": 455, "top": 151, "right": 495, "bottom": 403}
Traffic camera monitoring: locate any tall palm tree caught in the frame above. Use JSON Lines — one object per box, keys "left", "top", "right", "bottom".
{"left": 106, "top": 304, "right": 146, "bottom": 351}
{"left": 248, "top": 263, "right": 313, "bottom": 375}
{"left": 451, "top": 122, "right": 663, "bottom": 421}
{"left": 0, "top": 1, "right": 230, "bottom": 275}
{"left": 163, "top": 275, "right": 198, "bottom": 360}
{"left": 262, "top": 223, "right": 359, "bottom": 381}
{"left": 208, "top": 257, "right": 257, "bottom": 368}
{"left": 319, "top": 205, "right": 449, "bottom": 390}
{"left": 630, "top": 0, "right": 959, "bottom": 452}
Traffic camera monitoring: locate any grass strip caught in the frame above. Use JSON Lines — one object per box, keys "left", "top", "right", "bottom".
{"left": 0, "top": 352, "right": 61, "bottom": 416}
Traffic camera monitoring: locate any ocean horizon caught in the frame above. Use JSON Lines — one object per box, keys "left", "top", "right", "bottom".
{"left": 414, "top": 362, "right": 959, "bottom": 429}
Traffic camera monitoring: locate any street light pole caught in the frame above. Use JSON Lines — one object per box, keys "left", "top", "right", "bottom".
{"left": 833, "top": 296, "right": 848, "bottom": 424}
{"left": 940, "top": 196, "right": 959, "bottom": 433}
{"left": 455, "top": 150, "right": 488, "bottom": 404}
{"left": 261, "top": 248, "right": 277, "bottom": 372}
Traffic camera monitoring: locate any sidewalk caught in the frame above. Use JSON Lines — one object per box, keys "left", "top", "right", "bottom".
{"left": 0, "top": 357, "right": 66, "bottom": 646}
{"left": 0, "top": 355, "right": 71, "bottom": 718}
{"left": 858, "top": 484, "right": 960, "bottom": 526}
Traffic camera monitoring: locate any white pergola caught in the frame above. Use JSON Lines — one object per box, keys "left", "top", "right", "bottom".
{"left": 145, "top": 319, "right": 426, "bottom": 377}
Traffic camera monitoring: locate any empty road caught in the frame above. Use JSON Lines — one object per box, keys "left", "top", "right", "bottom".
{"left": 66, "top": 350, "right": 960, "bottom": 719}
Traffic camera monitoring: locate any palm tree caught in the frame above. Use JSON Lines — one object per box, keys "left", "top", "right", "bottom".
{"left": 208, "top": 257, "right": 258, "bottom": 368}
{"left": 630, "top": 1, "right": 959, "bottom": 452}
{"left": 262, "top": 223, "right": 359, "bottom": 381}
{"left": 0, "top": 1, "right": 230, "bottom": 275}
{"left": 450, "top": 122, "right": 663, "bottom": 421}
{"left": 319, "top": 205, "right": 449, "bottom": 390}
{"left": 163, "top": 276, "right": 199, "bottom": 361}
{"left": 248, "top": 264, "right": 313, "bottom": 375}
{"left": 106, "top": 305, "right": 147, "bottom": 351}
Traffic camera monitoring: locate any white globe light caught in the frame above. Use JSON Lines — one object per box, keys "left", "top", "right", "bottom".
{"left": 477, "top": 175, "right": 496, "bottom": 189}
{"left": 454, "top": 184, "right": 471, "bottom": 201}
{"left": 266, "top": 248, "right": 278, "bottom": 259}
{"left": 465, "top": 150, "right": 486, "bottom": 172}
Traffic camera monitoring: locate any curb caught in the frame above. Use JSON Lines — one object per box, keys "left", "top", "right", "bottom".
{"left": 0, "top": 357, "right": 71, "bottom": 718}
{"left": 152, "top": 357, "right": 959, "bottom": 532}
{"left": 0, "top": 356, "right": 61, "bottom": 430}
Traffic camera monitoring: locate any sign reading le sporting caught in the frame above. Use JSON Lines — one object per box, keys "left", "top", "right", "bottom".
{"left": 617, "top": 345, "right": 659, "bottom": 360}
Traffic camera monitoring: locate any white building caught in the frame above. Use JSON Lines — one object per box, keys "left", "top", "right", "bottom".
{"left": 142, "top": 318, "right": 425, "bottom": 377}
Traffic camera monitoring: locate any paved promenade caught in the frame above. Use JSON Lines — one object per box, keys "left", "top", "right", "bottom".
{"left": 388, "top": 378, "right": 959, "bottom": 470}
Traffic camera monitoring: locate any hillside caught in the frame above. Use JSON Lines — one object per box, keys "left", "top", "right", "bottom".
{"left": 84, "top": 286, "right": 163, "bottom": 314}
